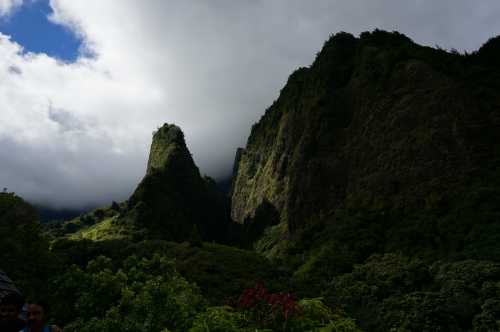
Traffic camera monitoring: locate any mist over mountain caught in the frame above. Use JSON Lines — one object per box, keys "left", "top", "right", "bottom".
{"left": 2, "top": 1, "right": 500, "bottom": 210}
{"left": 35, "top": 205, "right": 92, "bottom": 223}
{"left": 2, "top": 13, "right": 500, "bottom": 331}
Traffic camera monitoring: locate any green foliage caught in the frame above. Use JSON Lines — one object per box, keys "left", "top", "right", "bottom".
{"left": 4, "top": 29, "right": 500, "bottom": 332}
{"left": 292, "top": 242, "right": 354, "bottom": 297}
{"left": 51, "top": 254, "right": 205, "bottom": 331}
{"left": 125, "top": 123, "right": 232, "bottom": 244}
{"left": 380, "top": 292, "right": 460, "bottom": 332}
{"left": 326, "top": 254, "right": 429, "bottom": 330}
{"left": 0, "top": 193, "right": 55, "bottom": 300}
{"left": 319, "top": 255, "right": 500, "bottom": 331}
{"left": 47, "top": 238, "right": 349, "bottom": 331}
{"left": 50, "top": 237, "right": 287, "bottom": 307}
{"left": 0, "top": 192, "right": 38, "bottom": 224}
{"left": 45, "top": 204, "right": 122, "bottom": 239}
{"left": 189, "top": 307, "right": 246, "bottom": 332}
{"left": 241, "top": 199, "right": 281, "bottom": 249}
{"left": 254, "top": 222, "right": 290, "bottom": 260}
{"left": 472, "top": 299, "right": 500, "bottom": 331}
{"left": 294, "top": 298, "right": 362, "bottom": 331}
{"left": 68, "top": 216, "right": 131, "bottom": 241}
{"left": 126, "top": 241, "right": 288, "bottom": 304}
{"left": 189, "top": 299, "right": 360, "bottom": 332}
{"left": 188, "top": 224, "right": 203, "bottom": 247}
{"left": 318, "top": 318, "right": 362, "bottom": 332}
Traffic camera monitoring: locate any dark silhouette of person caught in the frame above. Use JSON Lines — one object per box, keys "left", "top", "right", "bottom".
{"left": 20, "top": 300, "right": 62, "bottom": 332}
{"left": 0, "top": 292, "right": 26, "bottom": 332}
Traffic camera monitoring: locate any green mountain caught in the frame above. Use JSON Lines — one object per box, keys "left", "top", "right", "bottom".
{"left": 2, "top": 30, "right": 500, "bottom": 331}
{"left": 231, "top": 30, "right": 500, "bottom": 236}
{"left": 230, "top": 30, "right": 500, "bottom": 331}
{"left": 125, "top": 123, "right": 231, "bottom": 242}
{"left": 51, "top": 123, "right": 232, "bottom": 243}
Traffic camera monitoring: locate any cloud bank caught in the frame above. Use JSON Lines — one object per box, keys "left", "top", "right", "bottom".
{"left": 1, "top": 0, "right": 500, "bottom": 208}
{"left": 0, "top": 0, "right": 21, "bottom": 17}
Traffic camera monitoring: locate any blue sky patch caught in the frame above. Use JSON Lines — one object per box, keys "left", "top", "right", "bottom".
{"left": 0, "top": 0, "right": 82, "bottom": 62}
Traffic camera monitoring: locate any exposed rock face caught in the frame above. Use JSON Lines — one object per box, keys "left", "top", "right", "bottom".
{"left": 146, "top": 124, "right": 187, "bottom": 175}
{"left": 231, "top": 30, "right": 500, "bottom": 233}
{"left": 126, "top": 123, "right": 229, "bottom": 241}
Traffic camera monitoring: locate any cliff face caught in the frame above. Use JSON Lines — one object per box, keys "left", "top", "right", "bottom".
{"left": 231, "top": 30, "right": 500, "bottom": 233}
{"left": 125, "top": 124, "right": 230, "bottom": 241}
{"left": 146, "top": 124, "right": 189, "bottom": 175}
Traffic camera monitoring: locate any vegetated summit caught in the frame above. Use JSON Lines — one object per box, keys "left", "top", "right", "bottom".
{"left": 2, "top": 30, "right": 500, "bottom": 331}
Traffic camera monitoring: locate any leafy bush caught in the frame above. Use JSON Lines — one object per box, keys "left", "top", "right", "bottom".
{"left": 51, "top": 254, "right": 205, "bottom": 331}
{"left": 189, "top": 307, "right": 245, "bottom": 332}
{"left": 224, "top": 283, "right": 361, "bottom": 331}
{"left": 235, "top": 282, "right": 302, "bottom": 330}
{"left": 0, "top": 192, "right": 55, "bottom": 300}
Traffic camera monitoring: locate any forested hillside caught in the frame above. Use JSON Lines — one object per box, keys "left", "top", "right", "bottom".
{"left": 2, "top": 30, "right": 500, "bottom": 331}
{"left": 231, "top": 30, "right": 500, "bottom": 331}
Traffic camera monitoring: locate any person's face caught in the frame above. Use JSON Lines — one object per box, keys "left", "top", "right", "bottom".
{"left": 0, "top": 304, "right": 19, "bottom": 321}
{"left": 27, "top": 304, "right": 46, "bottom": 328}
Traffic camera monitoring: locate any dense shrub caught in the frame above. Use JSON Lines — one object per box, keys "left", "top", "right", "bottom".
{"left": 0, "top": 193, "right": 54, "bottom": 300}
{"left": 51, "top": 254, "right": 205, "bottom": 331}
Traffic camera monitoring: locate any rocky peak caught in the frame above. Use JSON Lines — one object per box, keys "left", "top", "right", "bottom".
{"left": 146, "top": 123, "right": 194, "bottom": 176}
{"left": 123, "top": 123, "right": 230, "bottom": 242}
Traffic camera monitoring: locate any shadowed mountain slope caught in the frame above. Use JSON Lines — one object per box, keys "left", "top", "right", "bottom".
{"left": 123, "top": 123, "right": 231, "bottom": 242}
{"left": 231, "top": 30, "right": 500, "bottom": 234}
{"left": 229, "top": 30, "right": 500, "bottom": 331}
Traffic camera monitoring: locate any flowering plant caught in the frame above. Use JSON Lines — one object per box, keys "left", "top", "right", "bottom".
{"left": 234, "top": 282, "right": 302, "bottom": 330}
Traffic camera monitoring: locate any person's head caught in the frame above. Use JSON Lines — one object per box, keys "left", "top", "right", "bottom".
{"left": 27, "top": 300, "right": 49, "bottom": 329}
{"left": 0, "top": 292, "right": 24, "bottom": 321}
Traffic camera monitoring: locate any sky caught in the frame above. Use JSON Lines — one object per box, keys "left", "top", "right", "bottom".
{"left": 0, "top": 0, "right": 500, "bottom": 209}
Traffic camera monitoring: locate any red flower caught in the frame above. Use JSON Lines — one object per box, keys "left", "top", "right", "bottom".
{"left": 235, "top": 282, "right": 302, "bottom": 323}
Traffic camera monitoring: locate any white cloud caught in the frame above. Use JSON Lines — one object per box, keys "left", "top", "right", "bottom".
{"left": 1, "top": 0, "right": 500, "bottom": 208}
{"left": 0, "top": 0, "right": 22, "bottom": 17}
{"left": 0, "top": 33, "right": 155, "bottom": 207}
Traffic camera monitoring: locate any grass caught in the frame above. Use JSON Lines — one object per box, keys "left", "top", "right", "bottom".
{"left": 68, "top": 216, "right": 127, "bottom": 241}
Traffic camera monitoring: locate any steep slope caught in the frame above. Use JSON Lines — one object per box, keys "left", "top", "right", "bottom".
{"left": 231, "top": 30, "right": 500, "bottom": 234}
{"left": 123, "top": 123, "right": 230, "bottom": 242}
{"left": 56, "top": 124, "right": 231, "bottom": 243}
{"left": 230, "top": 30, "right": 500, "bottom": 331}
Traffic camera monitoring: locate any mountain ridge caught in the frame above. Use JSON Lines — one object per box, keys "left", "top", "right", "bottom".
{"left": 230, "top": 30, "right": 500, "bottom": 235}
{"left": 3, "top": 29, "right": 500, "bottom": 331}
